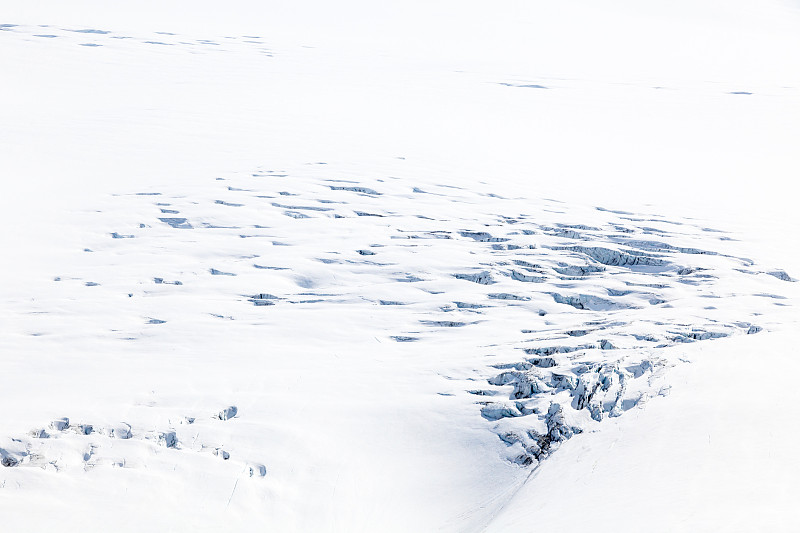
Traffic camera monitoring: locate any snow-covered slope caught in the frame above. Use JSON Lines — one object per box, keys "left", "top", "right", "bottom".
{"left": 1, "top": 1, "right": 799, "bottom": 531}
{"left": 484, "top": 328, "right": 800, "bottom": 533}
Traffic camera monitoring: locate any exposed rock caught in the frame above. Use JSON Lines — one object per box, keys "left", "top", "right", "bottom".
{"left": 767, "top": 270, "right": 795, "bottom": 282}
{"left": 218, "top": 406, "right": 238, "bottom": 421}
{"left": 510, "top": 270, "right": 547, "bottom": 283}
{"left": 480, "top": 403, "right": 521, "bottom": 421}
{"left": 453, "top": 271, "right": 495, "bottom": 285}
{"left": 552, "top": 245, "right": 666, "bottom": 267}
{"left": 459, "top": 231, "right": 509, "bottom": 243}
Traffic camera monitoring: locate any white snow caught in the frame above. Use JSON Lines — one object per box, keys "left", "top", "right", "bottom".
{"left": 485, "top": 329, "right": 800, "bottom": 532}
{"left": 1, "top": 1, "right": 799, "bottom": 531}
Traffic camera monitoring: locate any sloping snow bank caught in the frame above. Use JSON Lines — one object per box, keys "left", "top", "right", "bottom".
{"left": 484, "top": 325, "right": 800, "bottom": 532}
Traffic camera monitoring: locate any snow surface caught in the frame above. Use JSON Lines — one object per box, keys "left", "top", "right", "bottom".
{"left": 1, "top": 1, "right": 799, "bottom": 531}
